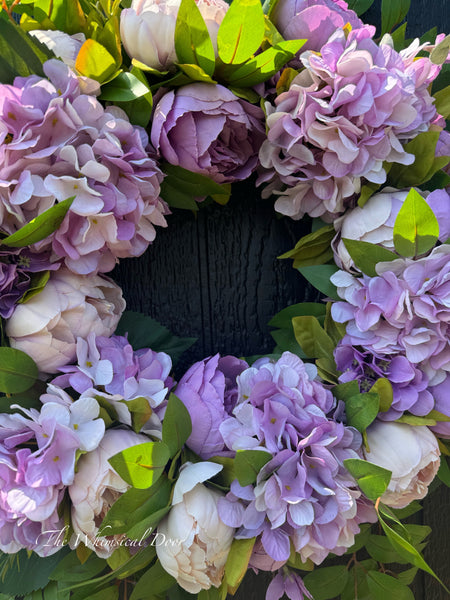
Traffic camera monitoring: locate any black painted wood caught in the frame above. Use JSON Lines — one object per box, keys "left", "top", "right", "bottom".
{"left": 114, "top": 1, "right": 450, "bottom": 597}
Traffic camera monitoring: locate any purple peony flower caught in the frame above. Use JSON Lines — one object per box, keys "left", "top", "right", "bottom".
{"left": 0, "top": 59, "right": 168, "bottom": 275}
{"left": 331, "top": 244, "right": 450, "bottom": 386}
{"left": 258, "top": 27, "right": 441, "bottom": 221}
{"left": 151, "top": 83, "right": 266, "bottom": 184}
{"left": 218, "top": 352, "right": 376, "bottom": 565}
{"left": 271, "top": 0, "right": 363, "bottom": 53}
{"left": 175, "top": 354, "right": 248, "bottom": 458}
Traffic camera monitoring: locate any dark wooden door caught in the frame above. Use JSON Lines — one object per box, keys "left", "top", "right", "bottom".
{"left": 114, "top": 1, "right": 450, "bottom": 597}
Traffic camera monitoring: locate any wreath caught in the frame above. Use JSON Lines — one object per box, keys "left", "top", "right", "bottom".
{"left": 0, "top": 0, "right": 449, "bottom": 599}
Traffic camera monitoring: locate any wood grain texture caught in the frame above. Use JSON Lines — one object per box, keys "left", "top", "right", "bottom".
{"left": 113, "top": 1, "right": 450, "bottom": 598}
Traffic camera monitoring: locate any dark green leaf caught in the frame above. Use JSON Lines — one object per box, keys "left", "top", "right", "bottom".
{"left": 0, "top": 548, "right": 70, "bottom": 595}
{"left": 344, "top": 458, "right": 392, "bottom": 500}
{"left": 367, "top": 571, "right": 414, "bottom": 600}
{"left": 115, "top": 311, "right": 196, "bottom": 366}
{"left": 342, "top": 239, "right": 398, "bottom": 276}
{"left": 292, "top": 316, "right": 335, "bottom": 360}
{"left": 345, "top": 392, "right": 379, "bottom": 432}
{"left": 217, "top": 0, "right": 265, "bottom": 64}
{"left": 99, "top": 71, "right": 150, "bottom": 102}
{"left": 269, "top": 302, "right": 326, "bottom": 329}
{"left": 0, "top": 347, "right": 38, "bottom": 394}
{"left": 18, "top": 270, "right": 50, "bottom": 304}
{"left": 1, "top": 197, "right": 74, "bottom": 247}
{"left": 121, "top": 396, "right": 153, "bottom": 433}
{"left": 324, "top": 301, "right": 346, "bottom": 346}
{"left": 332, "top": 381, "right": 360, "bottom": 402}
{"left": 270, "top": 327, "right": 306, "bottom": 357}
{"left": 126, "top": 505, "right": 171, "bottom": 540}
{"left": 130, "top": 559, "right": 175, "bottom": 600}
{"left": 209, "top": 456, "right": 237, "bottom": 487}
{"left": 279, "top": 225, "right": 335, "bottom": 268}
{"left": 0, "top": 378, "right": 46, "bottom": 413}
{"left": 108, "top": 442, "right": 171, "bottom": 489}
{"left": 366, "top": 534, "right": 410, "bottom": 564}
{"left": 358, "top": 181, "right": 382, "bottom": 207}
{"left": 175, "top": 0, "right": 215, "bottom": 75}
{"left": 393, "top": 188, "right": 439, "bottom": 257}
{"left": 116, "top": 66, "right": 153, "bottom": 127}
{"left": 437, "top": 456, "right": 450, "bottom": 487}
{"left": 50, "top": 552, "right": 106, "bottom": 583}
{"left": 345, "top": 0, "right": 376, "bottom": 15}
{"left": 298, "top": 265, "right": 340, "bottom": 300}
{"left": 396, "top": 567, "right": 419, "bottom": 586}
{"left": 381, "top": 0, "right": 411, "bottom": 36}
{"left": 433, "top": 85, "right": 450, "bottom": 119}
{"left": 234, "top": 449, "right": 272, "bottom": 486}
{"left": 304, "top": 566, "right": 350, "bottom": 600}
{"left": 315, "top": 357, "right": 339, "bottom": 384}
{"left": 162, "top": 393, "right": 192, "bottom": 457}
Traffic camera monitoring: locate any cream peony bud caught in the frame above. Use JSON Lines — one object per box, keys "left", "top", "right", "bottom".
{"left": 68, "top": 428, "right": 148, "bottom": 558}
{"left": 364, "top": 421, "right": 440, "bottom": 508}
{"left": 120, "top": 0, "right": 228, "bottom": 71}
{"left": 156, "top": 483, "right": 235, "bottom": 594}
{"left": 6, "top": 268, "right": 125, "bottom": 373}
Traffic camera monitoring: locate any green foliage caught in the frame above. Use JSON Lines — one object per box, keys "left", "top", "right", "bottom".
{"left": 224, "top": 538, "right": 256, "bottom": 594}
{"left": 433, "top": 85, "right": 450, "bottom": 119}
{"left": 217, "top": 0, "right": 265, "bottom": 65}
{"left": 75, "top": 38, "right": 119, "bottom": 83}
{"left": 344, "top": 392, "right": 380, "bottom": 432}
{"left": 50, "top": 552, "right": 107, "bottom": 584}
{"left": 1, "top": 197, "right": 74, "bottom": 248}
{"left": 370, "top": 378, "right": 393, "bottom": 413}
{"left": 292, "top": 315, "right": 335, "bottom": 359}
{"left": 430, "top": 34, "right": 450, "bottom": 65}
{"left": 0, "top": 549, "right": 70, "bottom": 596}
{"left": 381, "top": 0, "right": 411, "bottom": 35}
{"left": 345, "top": 0, "right": 376, "bottom": 15}
{"left": 437, "top": 456, "right": 450, "bottom": 487}
{"left": 393, "top": 188, "right": 439, "bottom": 257}
{"left": 18, "top": 270, "right": 50, "bottom": 304}
{"left": 122, "top": 396, "right": 153, "bottom": 433}
{"left": 175, "top": 0, "right": 215, "bottom": 75}
{"left": 0, "top": 347, "right": 39, "bottom": 394}
{"left": 115, "top": 311, "right": 196, "bottom": 366}
{"left": 344, "top": 458, "right": 392, "bottom": 500}
{"left": 279, "top": 225, "right": 335, "bottom": 268}
{"left": 298, "top": 265, "right": 340, "bottom": 300}
{"left": 303, "top": 566, "right": 350, "bottom": 600}
{"left": 162, "top": 393, "right": 192, "bottom": 458}
{"left": 115, "top": 67, "right": 153, "bottom": 127}
{"left": 367, "top": 571, "right": 414, "bottom": 600}
{"left": 130, "top": 559, "right": 175, "bottom": 600}
{"left": 342, "top": 239, "right": 398, "bottom": 276}
{"left": 108, "top": 442, "right": 171, "bottom": 489}
{"left": 234, "top": 449, "right": 272, "bottom": 486}
{"left": 99, "top": 71, "right": 151, "bottom": 102}
{"left": 269, "top": 302, "right": 326, "bottom": 329}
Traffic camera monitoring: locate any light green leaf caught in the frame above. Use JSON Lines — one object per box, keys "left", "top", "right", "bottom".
{"left": 298, "top": 265, "right": 340, "bottom": 300}
{"left": 393, "top": 188, "right": 439, "bottom": 257}
{"left": 381, "top": 0, "right": 411, "bottom": 36}
{"left": 108, "top": 442, "right": 171, "bottom": 489}
{"left": 358, "top": 181, "right": 383, "bottom": 207}
{"left": 430, "top": 34, "right": 450, "bottom": 65}
{"left": 234, "top": 449, "right": 272, "bottom": 486}
{"left": 217, "top": 0, "right": 265, "bottom": 64}
{"left": 342, "top": 238, "right": 398, "bottom": 276}
{"left": 99, "top": 71, "right": 150, "bottom": 102}
{"left": 395, "top": 414, "right": 437, "bottom": 426}
{"left": 1, "top": 197, "right": 74, "bottom": 247}
{"left": 292, "top": 315, "right": 335, "bottom": 360}
{"left": 433, "top": 85, "right": 450, "bottom": 118}
{"left": 0, "top": 347, "right": 39, "bottom": 394}
{"left": 175, "top": 0, "right": 215, "bottom": 75}
{"left": 224, "top": 538, "right": 256, "bottom": 594}
{"left": 345, "top": 392, "right": 379, "bottom": 433}
{"left": 120, "top": 396, "right": 153, "bottom": 433}
{"left": 279, "top": 224, "right": 335, "bottom": 268}
{"left": 344, "top": 458, "right": 392, "bottom": 501}
{"left": 370, "top": 378, "right": 393, "bottom": 413}
{"left": 75, "top": 38, "right": 119, "bottom": 83}
{"left": 304, "top": 566, "right": 350, "bottom": 600}
{"left": 367, "top": 571, "right": 414, "bottom": 600}
{"left": 316, "top": 357, "right": 339, "bottom": 384}
{"left": 162, "top": 393, "right": 192, "bottom": 457}
{"left": 130, "top": 559, "right": 175, "bottom": 600}
{"left": 324, "top": 301, "right": 346, "bottom": 346}
{"left": 176, "top": 63, "right": 216, "bottom": 83}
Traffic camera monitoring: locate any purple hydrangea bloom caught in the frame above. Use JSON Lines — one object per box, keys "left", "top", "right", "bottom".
{"left": 266, "top": 570, "right": 313, "bottom": 600}
{"left": 331, "top": 244, "right": 450, "bottom": 387}
{"left": 428, "top": 375, "right": 450, "bottom": 438}
{"left": 0, "top": 399, "right": 104, "bottom": 556}
{"left": 0, "top": 59, "right": 168, "bottom": 275}
{"left": 151, "top": 83, "right": 266, "bottom": 184}
{"left": 271, "top": 0, "right": 363, "bottom": 53}
{"left": 218, "top": 352, "right": 376, "bottom": 565}
{"left": 175, "top": 354, "right": 248, "bottom": 458}
{"left": 258, "top": 27, "right": 441, "bottom": 221}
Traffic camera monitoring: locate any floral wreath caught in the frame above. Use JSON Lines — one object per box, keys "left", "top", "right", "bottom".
{"left": 0, "top": 0, "right": 449, "bottom": 599}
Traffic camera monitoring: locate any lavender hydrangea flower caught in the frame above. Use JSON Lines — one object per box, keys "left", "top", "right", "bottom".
{"left": 217, "top": 352, "right": 376, "bottom": 565}
{"left": 266, "top": 570, "right": 312, "bottom": 600}
{"left": 258, "top": 27, "right": 441, "bottom": 221}
{"left": 331, "top": 244, "right": 450, "bottom": 386}
{"left": 175, "top": 354, "right": 248, "bottom": 458}
{"left": 0, "top": 398, "right": 104, "bottom": 556}
{"left": 151, "top": 83, "right": 265, "bottom": 184}
{"left": 0, "top": 59, "right": 168, "bottom": 275}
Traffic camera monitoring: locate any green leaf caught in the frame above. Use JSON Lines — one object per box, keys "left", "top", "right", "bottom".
{"left": 279, "top": 225, "right": 335, "bottom": 268}
{"left": 430, "top": 34, "right": 450, "bottom": 65}
{"left": 393, "top": 188, "right": 439, "bottom": 257}
{"left": 358, "top": 181, "right": 383, "bottom": 207}
{"left": 271, "top": 327, "right": 306, "bottom": 357}
{"left": 345, "top": 392, "right": 379, "bottom": 432}
{"left": 433, "top": 85, "right": 450, "bottom": 119}
{"left": 0, "top": 347, "right": 38, "bottom": 394}
{"left": 1, "top": 197, "right": 74, "bottom": 247}
{"left": 370, "top": 378, "right": 393, "bottom": 413}
{"left": 395, "top": 414, "right": 437, "bottom": 426}
{"left": 315, "top": 357, "right": 339, "bottom": 384}
{"left": 115, "top": 311, "right": 196, "bottom": 366}
{"left": 345, "top": 0, "right": 376, "bottom": 15}
{"left": 292, "top": 315, "right": 335, "bottom": 360}
{"left": 162, "top": 393, "right": 192, "bottom": 457}
{"left": 304, "top": 566, "right": 350, "bottom": 600}
{"left": 342, "top": 239, "right": 398, "bottom": 276}
{"left": 367, "top": 571, "right": 414, "bottom": 600}
{"left": 324, "top": 301, "right": 346, "bottom": 346}
{"left": 224, "top": 537, "right": 256, "bottom": 594}
{"left": 344, "top": 458, "right": 392, "bottom": 501}
{"left": 99, "top": 71, "right": 150, "bottom": 102}
{"left": 126, "top": 505, "right": 171, "bottom": 540}
{"left": 176, "top": 63, "right": 216, "bottom": 83}
{"left": 388, "top": 131, "right": 450, "bottom": 188}
{"left": 269, "top": 302, "right": 326, "bottom": 329}
{"left": 381, "top": 0, "right": 411, "bottom": 36}
{"left": 108, "top": 442, "right": 171, "bottom": 489}
{"left": 208, "top": 455, "right": 237, "bottom": 487}
{"left": 437, "top": 456, "right": 450, "bottom": 487}
{"left": 396, "top": 567, "right": 419, "bottom": 586}
{"left": 234, "top": 449, "right": 272, "bottom": 486}
{"left": 18, "top": 270, "right": 50, "bottom": 304}
{"left": 298, "top": 265, "right": 340, "bottom": 300}
{"left": 130, "top": 559, "right": 175, "bottom": 600}
{"left": 366, "top": 534, "right": 410, "bottom": 564}
{"left": 75, "top": 38, "right": 119, "bottom": 83}
{"left": 121, "top": 396, "right": 153, "bottom": 433}
{"left": 332, "top": 381, "right": 360, "bottom": 402}
{"left": 175, "top": 0, "right": 215, "bottom": 75}
{"left": 50, "top": 552, "right": 106, "bottom": 583}
{"left": 217, "top": 0, "right": 265, "bottom": 65}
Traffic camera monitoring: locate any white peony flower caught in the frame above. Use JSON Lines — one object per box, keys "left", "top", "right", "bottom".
{"left": 120, "top": 0, "right": 228, "bottom": 71}
{"left": 69, "top": 428, "right": 148, "bottom": 558}
{"left": 5, "top": 268, "right": 125, "bottom": 373}
{"left": 364, "top": 421, "right": 440, "bottom": 508}
{"left": 29, "top": 30, "right": 86, "bottom": 68}
{"left": 156, "top": 479, "right": 234, "bottom": 594}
